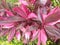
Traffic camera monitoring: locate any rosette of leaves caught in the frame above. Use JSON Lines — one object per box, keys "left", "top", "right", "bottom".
{"left": 0, "top": 0, "right": 60, "bottom": 45}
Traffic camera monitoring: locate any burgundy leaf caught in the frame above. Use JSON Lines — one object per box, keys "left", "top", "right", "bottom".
{"left": 44, "top": 25, "right": 60, "bottom": 41}
{"left": 45, "top": 7, "right": 60, "bottom": 24}
{"left": 2, "top": 23, "right": 14, "bottom": 28}
{"left": 26, "top": 25, "right": 38, "bottom": 31}
{"left": 29, "top": 0, "right": 36, "bottom": 4}
{"left": 1, "top": 0, "right": 10, "bottom": 9}
{"left": 55, "top": 22, "right": 60, "bottom": 29}
{"left": 0, "top": 16, "right": 25, "bottom": 25}
{"left": 8, "top": 28, "right": 15, "bottom": 42}
{"left": 37, "top": 7, "right": 43, "bottom": 23}
{"left": 5, "top": 9, "right": 14, "bottom": 16}
{"left": 0, "top": 30, "right": 9, "bottom": 37}
{"left": 19, "top": 4, "right": 30, "bottom": 15}
{"left": 47, "top": 20, "right": 60, "bottom": 25}
{"left": 13, "top": 6, "right": 27, "bottom": 18}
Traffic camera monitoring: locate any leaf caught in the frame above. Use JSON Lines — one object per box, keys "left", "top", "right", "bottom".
{"left": 2, "top": 23, "right": 14, "bottom": 28}
{"left": 5, "top": 9, "right": 14, "bottom": 16}
{"left": 20, "top": 4, "right": 30, "bottom": 15}
{"left": 29, "top": 0, "right": 36, "bottom": 4}
{"left": 1, "top": 0, "right": 10, "bottom": 9}
{"left": 8, "top": 28, "right": 16, "bottom": 42}
{"left": 47, "top": 20, "right": 60, "bottom": 25}
{"left": 20, "top": 26, "right": 27, "bottom": 33}
{"left": 13, "top": 6, "right": 27, "bottom": 18}
{"left": 37, "top": 7, "right": 43, "bottom": 23}
{"left": 24, "top": 31, "right": 31, "bottom": 40}
{"left": 26, "top": 25, "right": 38, "bottom": 31}
{"left": 0, "top": 16, "right": 25, "bottom": 25}
{"left": 27, "top": 13, "right": 37, "bottom": 19}
{"left": 45, "top": 7, "right": 60, "bottom": 24}
{"left": 55, "top": 22, "right": 60, "bottom": 29}
{"left": 15, "top": 30, "right": 21, "bottom": 41}
{"left": 31, "top": 30, "right": 39, "bottom": 41}
{"left": 45, "top": 25, "right": 60, "bottom": 41}
{"left": 37, "top": 29, "right": 47, "bottom": 45}
{"left": 0, "top": 30, "right": 9, "bottom": 37}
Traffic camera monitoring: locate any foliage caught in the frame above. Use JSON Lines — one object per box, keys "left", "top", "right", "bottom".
{"left": 0, "top": 0, "right": 60, "bottom": 45}
{"left": 52, "top": 0, "right": 60, "bottom": 7}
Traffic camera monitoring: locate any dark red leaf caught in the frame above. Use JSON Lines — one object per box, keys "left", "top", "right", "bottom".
{"left": 44, "top": 25, "right": 60, "bottom": 41}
